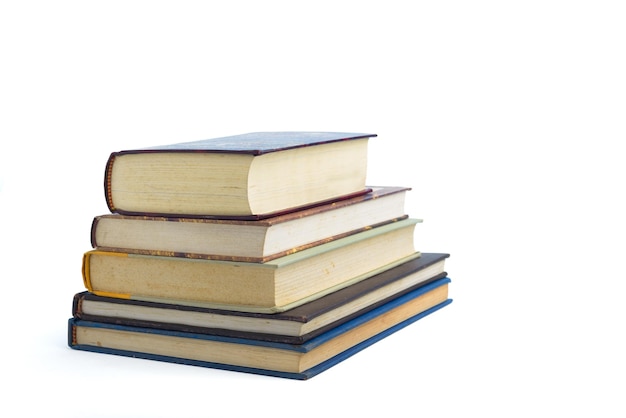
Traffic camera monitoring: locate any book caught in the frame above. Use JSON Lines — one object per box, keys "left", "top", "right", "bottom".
{"left": 91, "top": 186, "right": 411, "bottom": 262}
{"left": 104, "top": 131, "right": 375, "bottom": 218}
{"left": 82, "top": 218, "right": 421, "bottom": 313}
{"left": 73, "top": 253, "right": 450, "bottom": 344}
{"left": 69, "top": 277, "right": 452, "bottom": 380}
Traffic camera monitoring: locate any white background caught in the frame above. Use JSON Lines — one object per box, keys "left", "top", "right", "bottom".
{"left": 1, "top": 1, "right": 625, "bottom": 417}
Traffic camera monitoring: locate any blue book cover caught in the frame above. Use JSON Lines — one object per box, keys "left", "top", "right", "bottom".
{"left": 117, "top": 132, "right": 376, "bottom": 155}
{"left": 68, "top": 278, "right": 452, "bottom": 380}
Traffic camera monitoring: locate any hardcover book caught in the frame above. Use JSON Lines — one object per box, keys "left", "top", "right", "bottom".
{"left": 73, "top": 253, "right": 449, "bottom": 344}
{"left": 91, "top": 186, "right": 411, "bottom": 262}
{"left": 69, "top": 277, "right": 453, "bottom": 380}
{"left": 104, "top": 131, "right": 375, "bottom": 218}
{"left": 82, "top": 218, "right": 421, "bottom": 313}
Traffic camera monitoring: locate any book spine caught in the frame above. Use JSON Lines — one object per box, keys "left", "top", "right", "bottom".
{"left": 68, "top": 318, "right": 77, "bottom": 346}
{"left": 104, "top": 153, "right": 116, "bottom": 213}
{"left": 90, "top": 216, "right": 100, "bottom": 248}
{"left": 81, "top": 252, "right": 91, "bottom": 291}
{"left": 81, "top": 251, "right": 132, "bottom": 299}
{"left": 72, "top": 292, "right": 83, "bottom": 317}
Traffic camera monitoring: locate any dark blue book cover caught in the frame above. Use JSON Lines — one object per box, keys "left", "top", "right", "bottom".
{"left": 118, "top": 132, "right": 376, "bottom": 155}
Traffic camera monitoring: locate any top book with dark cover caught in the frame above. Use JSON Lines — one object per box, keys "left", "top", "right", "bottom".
{"left": 104, "top": 132, "right": 375, "bottom": 218}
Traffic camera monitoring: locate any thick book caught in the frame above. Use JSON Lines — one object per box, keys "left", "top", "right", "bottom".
{"left": 73, "top": 253, "right": 449, "bottom": 344}
{"left": 82, "top": 218, "right": 421, "bottom": 313}
{"left": 104, "top": 131, "right": 375, "bottom": 218}
{"left": 69, "top": 277, "right": 452, "bottom": 380}
{"left": 91, "top": 186, "right": 411, "bottom": 262}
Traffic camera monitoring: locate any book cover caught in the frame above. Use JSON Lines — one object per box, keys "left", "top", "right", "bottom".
{"left": 73, "top": 253, "right": 449, "bottom": 344}
{"left": 69, "top": 277, "right": 452, "bottom": 380}
{"left": 111, "top": 131, "right": 376, "bottom": 155}
{"left": 91, "top": 186, "right": 411, "bottom": 262}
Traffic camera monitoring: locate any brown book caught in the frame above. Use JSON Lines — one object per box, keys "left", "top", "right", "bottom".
{"left": 91, "top": 186, "right": 411, "bottom": 262}
{"left": 73, "top": 253, "right": 449, "bottom": 344}
{"left": 82, "top": 219, "right": 421, "bottom": 313}
{"left": 104, "top": 131, "right": 375, "bottom": 218}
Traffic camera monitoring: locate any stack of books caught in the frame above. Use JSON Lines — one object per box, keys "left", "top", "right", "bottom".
{"left": 68, "top": 131, "right": 453, "bottom": 380}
